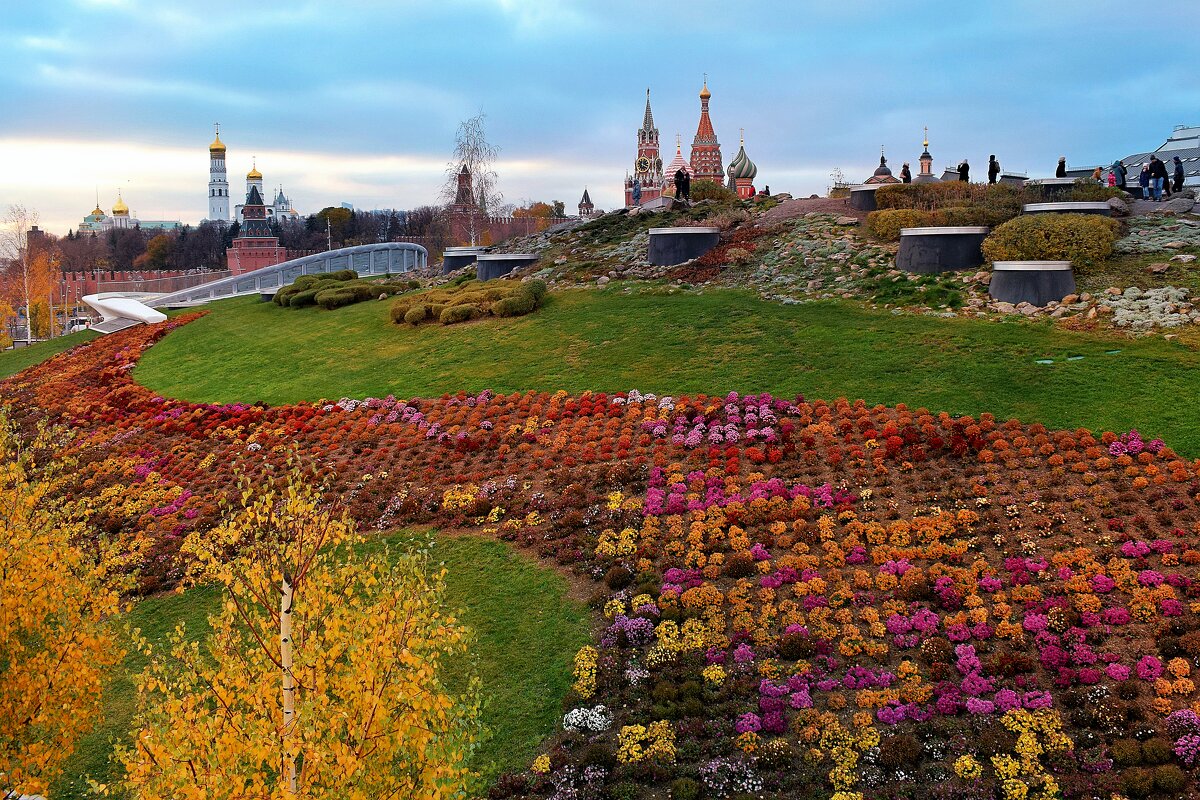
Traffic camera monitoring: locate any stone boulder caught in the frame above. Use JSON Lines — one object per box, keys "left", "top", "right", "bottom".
{"left": 1160, "top": 197, "right": 1196, "bottom": 214}
{"left": 1106, "top": 196, "right": 1131, "bottom": 216}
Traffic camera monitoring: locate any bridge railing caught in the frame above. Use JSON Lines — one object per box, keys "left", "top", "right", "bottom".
{"left": 98, "top": 270, "right": 232, "bottom": 295}
{"left": 151, "top": 242, "right": 428, "bottom": 307}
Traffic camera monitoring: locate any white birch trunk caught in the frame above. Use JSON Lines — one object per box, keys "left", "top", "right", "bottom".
{"left": 281, "top": 573, "right": 297, "bottom": 795}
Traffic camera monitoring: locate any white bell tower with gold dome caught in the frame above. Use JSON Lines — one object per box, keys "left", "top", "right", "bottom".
{"left": 208, "top": 123, "right": 230, "bottom": 222}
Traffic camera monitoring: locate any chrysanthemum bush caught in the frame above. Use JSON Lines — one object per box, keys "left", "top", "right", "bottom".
{"left": 8, "top": 317, "right": 1200, "bottom": 798}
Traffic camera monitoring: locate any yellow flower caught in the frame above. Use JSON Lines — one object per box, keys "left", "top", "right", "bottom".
{"left": 531, "top": 754, "right": 550, "bottom": 774}
{"left": 955, "top": 755, "right": 983, "bottom": 780}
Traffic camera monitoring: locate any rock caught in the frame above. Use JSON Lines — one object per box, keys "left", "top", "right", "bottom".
{"left": 377, "top": 293, "right": 388, "bottom": 301}
{"left": 1106, "top": 287, "right": 1123, "bottom": 296}
{"left": 1161, "top": 197, "right": 1197, "bottom": 214}
{"left": 1106, "top": 196, "right": 1130, "bottom": 216}
{"left": 1021, "top": 305, "right": 1041, "bottom": 317}
{"left": 1086, "top": 307, "right": 1097, "bottom": 319}
{"left": 1080, "top": 292, "right": 1092, "bottom": 302}
{"left": 834, "top": 216, "right": 859, "bottom": 226}
{"left": 993, "top": 302, "right": 1016, "bottom": 314}
{"left": 1098, "top": 305, "right": 1113, "bottom": 314}
{"left": 1146, "top": 263, "right": 1170, "bottom": 274}
{"left": 1170, "top": 254, "right": 1197, "bottom": 263}
{"left": 1050, "top": 307, "right": 1067, "bottom": 318}
{"left": 1164, "top": 241, "right": 1188, "bottom": 249}
{"left": 1061, "top": 294, "right": 1079, "bottom": 304}
{"left": 597, "top": 276, "right": 610, "bottom": 286}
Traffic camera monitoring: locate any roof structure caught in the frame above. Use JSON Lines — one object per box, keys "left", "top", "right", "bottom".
{"left": 642, "top": 89, "right": 655, "bottom": 132}
{"left": 1120, "top": 125, "right": 1200, "bottom": 185}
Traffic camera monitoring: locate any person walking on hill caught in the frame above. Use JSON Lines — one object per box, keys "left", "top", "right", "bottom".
{"left": 988, "top": 155, "right": 1000, "bottom": 184}
{"left": 1113, "top": 160, "right": 1127, "bottom": 190}
{"left": 1056, "top": 157, "right": 1067, "bottom": 178}
{"left": 1091, "top": 166, "right": 1103, "bottom": 184}
{"left": 957, "top": 159, "right": 970, "bottom": 182}
{"left": 1173, "top": 156, "right": 1185, "bottom": 194}
{"left": 631, "top": 177, "right": 642, "bottom": 207}
{"left": 1138, "top": 164, "right": 1151, "bottom": 199}
{"left": 900, "top": 162, "right": 912, "bottom": 183}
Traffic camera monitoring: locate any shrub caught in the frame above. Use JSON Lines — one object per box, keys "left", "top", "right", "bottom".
{"left": 982, "top": 213, "right": 1120, "bottom": 268}
{"left": 523, "top": 279, "right": 548, "bottom": 303}
{"left": 287, "top": 288, "right": 321, "bottom": 308}
{"left": 1067, "top": 179, "right": 1126, "bottom": 202}
{"left": 688, "top": 179, "right": 739, "bottom": 204}
{"left": 389, "top": 302, "right": 413, "bottom": 324}
{"left": 1153, "top": 765, "right": 1187, "bottom": 793}
{"left": 439, "top": 305, "right": 477, "bottom": 325}
{"left": 866, "top": 209, "right": 936, "bottom": 241}
{"left": 724, "top": 551, "right": 757, "bottom": 578}
{"left": 877, "top": 182, "right": 985, "bottom": 211}
{"left": 1110, "top": 740, "right": 1142, "bottom": 767}
{"left": 879, "top": 733, "right": 922, "bottom": 768}
{"left": 492, "top": 291, "right": 536, "bottom": 318}
{"left": 1141, "top": 738, "right": 1172, "bottom": 765}
{"left": 403, "top": 306, "right": 427, "bottom": 325}
{"left": 314, "top": 288, "right": 358, "bottom": 310}
{"left": 670, "top": 777, "right": 700, "bottom": 800}
{"left": 1121, "top": 767, "right": 1154, "bottom": 798}
{"left": 604, "top": 565, "right": 633, "bottom": 589}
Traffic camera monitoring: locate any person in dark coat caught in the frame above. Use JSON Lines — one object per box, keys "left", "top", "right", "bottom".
{"left": 988, "top": 155, "right": 1000, "bottom": 184}
{"left": 1113, "top": 160, "right": 1127, "bottom": 190}
{"left": 1138, "top": 164, "right": 1151, "bottom": 199}
{"left": 957, "top": 159, "right": 969, "bottom": 182}
{"left": 1056, "top": 157, "right": 1067, "bottom": 178}
{"left": 1173, "top": 156, "right": 1185, "bottom": 194}
{"left": 900, "top": 162, "right": 911, "bottom": 184}
{"left": 631, "top": 178, "right": 642, "bottom": 206}
{"left": 673, "top": 168, "right": 686, "bottom": 201}
{"left": 681, "top": 170, "right": 691, "bottom": 201}
{"left": 1149, "top": 156, "right": 1169, "bottom": 201}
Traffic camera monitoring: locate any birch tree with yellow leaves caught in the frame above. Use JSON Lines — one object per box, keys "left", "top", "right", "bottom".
{"left": 0, "top": 416, "right": 124, "bottom": 796}
{"left": 118, "top": 470, "right": 479, "bottom": 799}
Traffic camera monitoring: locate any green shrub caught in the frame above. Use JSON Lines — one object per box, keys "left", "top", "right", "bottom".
{"left": 403, "top": 306, "right": 427, "bottom": 325}
{"left": 688, "top": 179, "right": 739, "bottom": 204}
{"left": 866, "top": 209, "right": 937, "bottom": 241}
{"left": 389, "top": 302, "right": 412, "bottom": 323}
{"left": 670, "top": 777, "right": 700, "bottom": 800}
{"left": 877, "top": 182, "right": 983, "bottom": 210}
{"left": 439, "top": 304, "right": 478, "bottom": 325}
{"left": 1153, "top": 765, "right": 1187, "bottom": 793}
{"left": 493, "top": 292, "right": 536, "bottom": 317}
{"left": 1140, "top": 738, "right": 1172, "bottom": 765}
{"left": 1110, "top": 739, "right": 1142, "bottom": 767}
{"left": 523, "top": 279, "right": 548, "bottom": 303}
{"left": 287, "top": 288, "right": 321, "bottom": 308}
{"left": 1121, "top": 767, "right": 1154, "bottom": 798}
{"left": 314, "top": 288, "right": 357, "bottom": 310}
{"left": 1067, "top": 179, "right": 1125, "bottom": 202}
{"left": 982, "top": 213, "right": 1119, "bottom": 268}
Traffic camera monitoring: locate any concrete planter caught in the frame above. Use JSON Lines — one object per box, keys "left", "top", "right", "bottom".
{"left": 1022, "top": 201, "right": 1112, "bottom": 216}
{"left": 989, "top": 261, "right": 1076, "bottom": 306}
{"left": 998, "top": 173, "right": 1027, "bottom": 187}
{"left": 442, "top": 246, "right": 489, "bottom": 274}
{"left": 849, "top": 184, "right": 882, "bottom": 212}
{"left": 476, "top": 253, "right": 538, "bottom": 281}
{"left": 897, "top": 226, "right": 990, "bottom": 273}
{"left": 259, "top": 291, "right": 277, "bottom": 303}
{"left": 1026, "top": 177, "right": 1078, "bottom": 198}
{"left": 647, "top": 226, "right": 721, "bottom": 266}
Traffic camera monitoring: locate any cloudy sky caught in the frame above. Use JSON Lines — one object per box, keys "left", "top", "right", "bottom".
{"left": 3, "top": 0, "right": 1198, "bottom": 234}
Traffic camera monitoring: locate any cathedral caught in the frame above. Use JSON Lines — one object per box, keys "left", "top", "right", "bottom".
{"left": 78, "top": 190, "right": 180, "bottom": 234}
{"left": 206, "top": 124, "right": 300, "bottom": 225}
{"left": 623, "top": 80, "right": 758, "bottom": 207}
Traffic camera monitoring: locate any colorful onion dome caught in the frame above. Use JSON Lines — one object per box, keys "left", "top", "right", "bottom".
{"left": 699, "top": 79, "right": 711, "bottom": 100}
{"left": 665, "top": 138, "right": 694, "bottom": 177}
{"left": 727, "top": 136, "right": 757, "bottom": 181}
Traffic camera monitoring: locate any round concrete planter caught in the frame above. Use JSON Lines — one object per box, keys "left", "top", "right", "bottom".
{"left": 989, "top": 261, "right": 1075, "bottom": 306}
{"left": 442, "top": 246, "right": 489, "bottom": 274}
{"left": 1026, "top": 177, "right": 1078, "bottom": 198}
{"left": 259, "top": 291, "right": 277, "bottom": 303}
{"left": 1022, "top": 201, "right": 1112, "bottom": 216}
{"left": 647, "top": 226, "right": 721, "bottom": 266}
{"left": 849, "top": 185, "right": 882, "bottom": 212}
{"left": 476, "top": 253, "right": 538, "bottom": 281}
{"left": 897, "top": 226, "right": 990, "bottom": 273}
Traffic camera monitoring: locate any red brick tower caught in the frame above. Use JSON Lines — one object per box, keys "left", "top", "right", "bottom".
{"left": 226, "top": 184, "right": 286, "bottom": 274}
{"left": 624, "top": 89, "right": 664, "bottom": 206}
{"left": 689, "top": 78, "right": 724, "bottom": 183}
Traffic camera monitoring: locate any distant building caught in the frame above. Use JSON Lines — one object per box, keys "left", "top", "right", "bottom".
{"left": 226, "top": 184, "right": 288, "bottom": 274}
{"left": 913, "top": 128, "right": 939, "bottom": 184}
{"left": 624, "top": 89, "right": 665, "bottom": 208}
{"left": 1118, "top": 125, "right": 1200, "bottom": 188}
{"left": 726, "top": 134, "right": 758, "bottom": 199}
{"left": 78, "top": 191, "right": 180, "bottom": 234}
{"left": 864, "top": 150, "right": 901, "bottom": 185}
{"left": 208, "top": 126, "right": 299, "bottom": 226}
{"left": 578, "top": 188, "right": 596, "bottom": 219}
{"left": 689, "top": 79, "right": 724, "bottom": 183}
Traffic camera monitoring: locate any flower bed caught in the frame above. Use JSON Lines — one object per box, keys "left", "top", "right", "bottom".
{"left": 6, "top": 319, "right": 1200, "bottom": 799}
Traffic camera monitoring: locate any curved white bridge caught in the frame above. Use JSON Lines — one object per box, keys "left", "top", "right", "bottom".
{"left": 79, "top": 242, "right": 428, "bottom": 334}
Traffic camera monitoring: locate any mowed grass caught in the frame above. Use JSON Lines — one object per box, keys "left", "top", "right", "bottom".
{"left": 135, "top": 288, "right": 1200, "bottom": 455}
{"left": 51, "top": 533, "right": 589, "bottom": 797}
{"left": 0, "top": 330, "right": 98, "bottom": 380}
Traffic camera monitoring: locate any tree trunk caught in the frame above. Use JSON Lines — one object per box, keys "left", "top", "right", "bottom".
{"left": 281, "top": 573, "right": 297, "bottom": 794}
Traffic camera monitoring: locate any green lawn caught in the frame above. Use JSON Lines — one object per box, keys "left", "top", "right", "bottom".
{"left": 51, "top": 532, "right": 589, "bottom": 797}
{"left": 134, "top": 288, "right": 1200, "bottom": 454}
{"left": 0, "top": 331, "right": 98, "bottom": 380}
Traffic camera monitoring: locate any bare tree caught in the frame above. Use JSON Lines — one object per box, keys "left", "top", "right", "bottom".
{"left": 1, "top": 205, "right": 42, "bottom": 344}
{"left": 442, "top": 113, "right": 503, "bottom": 215}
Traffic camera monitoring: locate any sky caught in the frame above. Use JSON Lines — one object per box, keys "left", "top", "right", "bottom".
{"left": 2, "top": 0, "right": 1198, "bottom": 235}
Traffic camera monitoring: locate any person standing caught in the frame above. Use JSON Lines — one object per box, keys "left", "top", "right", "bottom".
{"left": 1138, "top": 164, "right": 1151, "bottom": 200}
{"left": 900, "top": 162, "right": 912, "bottom": 183}
{"left": 957, "top": 159, "right": 969, "bottom": 182}
{"left": 1173, "top": 156, "right": 1185, "bottom": 194}
{"left": 673, "top": 168, "right": 686, "bottom": 200}
{"left": 631, "top": 177, "right": 642, "bottom": 207}
{"left": 1090, "top": 166, "right": 1102, "bottom": 184}
{"left": 1150, "top": 156, "right": 1169, "bottom": 201}
{"left": 988, "top": 155, "right": 1000, "bottom": 184}
{"left": 1056, "top": 157, "right": 1067, "bottom": 178}
{"left": 681, "top": 170, "right": 691, "bottom": 201}
{"left": 1107, "top": 170, "right": 1115, "bottom": 187}
{"left": 1113, "top": 160, "right": 1127, "bottom": 190}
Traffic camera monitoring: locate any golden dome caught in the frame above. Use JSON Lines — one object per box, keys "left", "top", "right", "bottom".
{"left": 209, "top": 133, "right": 226, "bottom": 153}
{"left": 90, "top": 204, "right": 104, "bottom": 217}
{"left": 111, "top": 192, "right": 128, "bottom": 215}
{"left": 247, "top": 162, "right": 262, "bottom": 180}
{"left": 699, "top": 80, "right": 711, "bottom": 100}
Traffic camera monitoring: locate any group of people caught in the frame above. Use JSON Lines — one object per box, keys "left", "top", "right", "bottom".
{"left": 894, "top": 155, "right": 1004, "bottom": 184}
{"left": 1063, "top": 155, "right": 1185, "bottom": 202}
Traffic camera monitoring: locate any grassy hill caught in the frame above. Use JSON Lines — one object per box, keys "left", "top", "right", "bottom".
{"left": 134, "top": 287, "right": 1200, "bottom": 454}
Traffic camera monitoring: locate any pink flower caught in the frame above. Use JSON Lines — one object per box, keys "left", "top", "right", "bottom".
{"left": 1105, "top": 663, "right": 1131, "bottom": 681}
{"left": 1137, "top": 655, "right": 1164, "bottom": 680}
